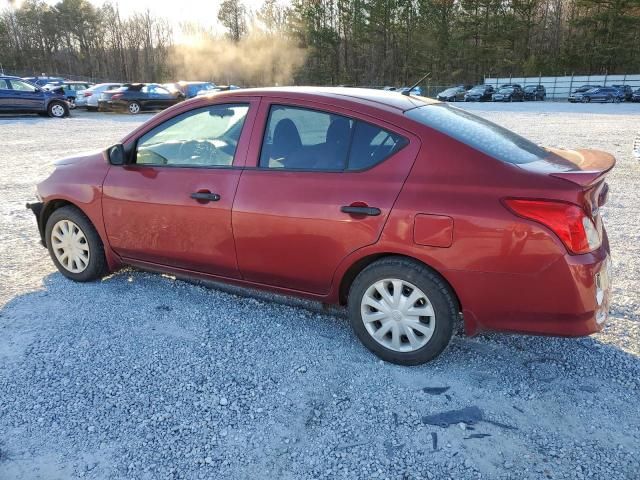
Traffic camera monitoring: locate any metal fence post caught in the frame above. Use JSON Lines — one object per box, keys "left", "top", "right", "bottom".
{"left": 569, "top": 74, "right": 574, "bottom": 101}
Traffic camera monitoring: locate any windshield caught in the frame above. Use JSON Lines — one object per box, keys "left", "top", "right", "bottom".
{"left": 524, "top": 86, "right": 537, "bottom": 91}
{"left": 498, "top": 88, "right": 513, "bottom": 94}
{"left": 468, "top": 87, "right": 484, "bottom": 93}
{"left": 406, "top": 103, "right": 553, "bottom": 165}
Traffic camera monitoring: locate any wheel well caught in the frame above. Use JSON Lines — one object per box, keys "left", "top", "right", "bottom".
{"left": 338, "top": 253, "right": 462, "bottom": 312}
{"left": 41, "top": 199, "right": 76, "bottom": 230}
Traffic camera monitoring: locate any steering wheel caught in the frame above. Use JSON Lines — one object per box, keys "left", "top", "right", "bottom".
{"left": 178, "top": 140, "right": 218, "bottom": 164}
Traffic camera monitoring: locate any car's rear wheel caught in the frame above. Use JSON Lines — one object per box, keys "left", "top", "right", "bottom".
{"left": 127, "top": 101, "right": 141, "bottom": 114}
{"left": 48, "top": 101, "right": 68, "bottom": 118}
{"left": 348, "top": 257, "right": 457, "bottom": 365}
{"left": 45, "top": 206, "right": 107, "bottom": 282}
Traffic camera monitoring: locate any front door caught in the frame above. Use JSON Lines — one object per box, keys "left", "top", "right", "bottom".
{"left": 102, "top": 100, "right": 258, "bottom": 277}
{"left": 232, "top": 99, "right": 420, "bottom": 294}
{"left": 6, "top": 79, "right": 45, "bottom": 111}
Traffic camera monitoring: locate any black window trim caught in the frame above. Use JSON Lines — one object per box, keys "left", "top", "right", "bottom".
{"left": 129, "top": 102, "right": 251, "bottom": 169}
{"left": 256, "top": 103, "right": 409, "bottom": 174}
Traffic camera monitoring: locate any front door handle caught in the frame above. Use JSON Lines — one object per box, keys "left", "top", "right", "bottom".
{"left": 190, "top": 191, "right": 220, "bottom": 202}
{"left": 341, "top": 205, "right": 381, "bottom": 216}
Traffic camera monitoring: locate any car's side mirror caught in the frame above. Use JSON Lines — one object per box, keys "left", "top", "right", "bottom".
{"left": 108, "top": 144, "right": 126, "bottom": 165}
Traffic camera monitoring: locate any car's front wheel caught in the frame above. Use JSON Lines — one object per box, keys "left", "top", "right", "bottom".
{"left": 45, "top": 206, "right": 107, "bottom": 282}
{"left": 48, "top": 101, "right": 68, "bottom": 118}
{"left": 348, "top": 257, "right": 458, "bottom": 365}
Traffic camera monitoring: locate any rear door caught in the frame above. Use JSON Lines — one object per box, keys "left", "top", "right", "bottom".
{"left": 102, "top": 98, "right": 259, "bottom": 277}
{"left": 232, "top": 99, "right": 420, "bottom": 294}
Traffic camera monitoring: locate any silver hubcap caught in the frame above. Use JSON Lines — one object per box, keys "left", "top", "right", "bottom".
{"left": 129, "top": 103, "right": 140, "bottom": 114}
{"left": 51, "top": 104, "right": 65, "bottom": 117}
{"left": 360, "top": 279, "right": 436, "bottom": 353}
{"left": 51, "top": 220, "right": 90, "bottom": 273}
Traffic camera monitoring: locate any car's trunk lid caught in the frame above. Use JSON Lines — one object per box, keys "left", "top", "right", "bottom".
{"left": 518, "top": 147, "right": 615, "bottom": 219}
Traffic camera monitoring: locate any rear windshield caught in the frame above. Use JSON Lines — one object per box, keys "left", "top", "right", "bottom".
{"left": 405, "top": 104, "right": 549, "bottom": 164}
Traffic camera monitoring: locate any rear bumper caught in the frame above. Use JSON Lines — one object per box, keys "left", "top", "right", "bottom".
{"left": 452, "top": 237, "right": 612, "bottom": 337}
{"left": 26, "top": 201, "right": 46, "bottom": 246}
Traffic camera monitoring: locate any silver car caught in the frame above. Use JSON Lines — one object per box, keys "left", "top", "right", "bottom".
{"left": 75, "top": 83, "right": 122, "bottom": 110}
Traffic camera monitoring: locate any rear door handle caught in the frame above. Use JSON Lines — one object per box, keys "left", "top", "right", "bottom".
{"left": 341, "top": 205, "right": 381, "bottom": 216}
{"left": 190, "top": 192, "right": 220, "bottom": 202}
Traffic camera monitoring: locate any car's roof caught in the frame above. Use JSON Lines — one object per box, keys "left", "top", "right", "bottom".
{"left": 0, "top": 75, "right": 22, "bottom": 80}
{"left": 206, "top": 86, "right": 439, "bottom": 111}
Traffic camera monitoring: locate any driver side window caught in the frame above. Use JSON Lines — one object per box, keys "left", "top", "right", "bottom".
{"left": 136, "top": 104, "right": 249, "bottom": 167}
{"left": 9, "top": 80, "right": 37, "bottom": 92}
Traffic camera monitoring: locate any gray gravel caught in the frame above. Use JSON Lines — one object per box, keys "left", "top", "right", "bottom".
{"left": 1, "top": 105, "right": 639, "bottom": 479}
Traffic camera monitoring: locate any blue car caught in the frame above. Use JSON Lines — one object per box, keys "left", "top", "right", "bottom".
{"left": 0, "top": 76, "right": 70, "bottom": 117}
{"left": 568, "top": 86, "right": 624, "bottom": 103}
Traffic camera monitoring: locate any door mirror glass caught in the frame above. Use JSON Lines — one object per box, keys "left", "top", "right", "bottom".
{"left": 108, "top": 144, "right": 126, "bottom": 165}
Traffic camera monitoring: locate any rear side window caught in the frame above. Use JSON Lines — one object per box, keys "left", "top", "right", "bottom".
{"left": 349, "top": 121, "right": 406, "bottom": 170}
{"left": 260, "top": 105, "right": 406, "bottom": 171}
{"left": 406, "top": 104, "right": 549, "bottom": 164}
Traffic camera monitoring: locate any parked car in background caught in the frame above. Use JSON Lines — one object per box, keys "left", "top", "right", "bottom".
{"left": 569, "top": 84, "right": 602, "bottom": 97}
{"left": 164, "top": 81, "right": 217, "bottom": 99}
{"left": 611, "top": 85, "right": 633, "bottom": 101}
{"left": 436, "top": 86, "right": 467, "bottom": 102}
{"left": 26, "top": 87, "right": 614, "bottom": 365}
{"left": 568, "top": 86, "right": 624, "bottom": 103}
{"left": 75, "top": 83, "right": 123, "bottom": 110}
{"left": 499, "top": 83, "right": 522, "bottom": 90}
{"left": 43, "top": 81, "right": 94, "bottom": 108}
{"left": 491, "top": 86, "right": 524, "bottom": 102}
{"left": 99, "top": 83, "right": 184, "bottom": 114}
{"left": 632, "top": 88, "right": 640, "bottom": 102}
{"left": 22, "top": 76, "right": 65, "bottom": 87}
{"left": 464, "top": 85, "right": 494, "bottom": 102}
{"left": 0, "top": 75, "right": 69, "bottom": 117}
{"left": 523, "top": 84, "right": 546, "bottom": 101}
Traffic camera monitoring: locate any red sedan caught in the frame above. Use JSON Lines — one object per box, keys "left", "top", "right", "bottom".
{"left": 27, "top": 87, "right": 614, "bottom": 364}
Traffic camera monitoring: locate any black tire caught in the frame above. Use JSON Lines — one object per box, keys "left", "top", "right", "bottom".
{"left": 45, "top": 205, "right": 107, "bottom": 282}
{"left": 127, "top": 101, "right": 141, "bottom": 114}
{"left": 348, "top": 257, "right": 458, "bottom": 365}
{"left": 47, "top": 100, "right": 68, "bottom": 118}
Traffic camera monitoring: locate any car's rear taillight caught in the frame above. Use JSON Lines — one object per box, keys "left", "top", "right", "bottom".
{"left": 111, "top": 93, "right": 123, "bottom": 100}
{"left": 504, "top": 199, "right": 601, "bottom": 254}
{"left": 83, "top": 91, "right": 92, "bottom": 97}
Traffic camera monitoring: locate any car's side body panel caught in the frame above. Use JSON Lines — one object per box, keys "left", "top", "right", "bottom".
{"left": 100, "top": 97, "right": 261, "bottom": 277}
{"left": 231, "top": 96, "right": 421, "bottom": 294}
{"left": 35, "top": 151, "right": 121, "bottom": 270}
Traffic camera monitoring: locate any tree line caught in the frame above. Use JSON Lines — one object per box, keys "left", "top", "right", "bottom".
{"left": 1, "top": 0, "right": 639, "bottom": 87}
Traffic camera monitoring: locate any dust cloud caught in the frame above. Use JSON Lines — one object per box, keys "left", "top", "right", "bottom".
{"left": 170, "top": 26, "right": 306, "bottom": 87}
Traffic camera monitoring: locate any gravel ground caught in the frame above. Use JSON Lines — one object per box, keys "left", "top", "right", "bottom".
{"left": 1, "top": 104, "right": 639, "bottom": 480}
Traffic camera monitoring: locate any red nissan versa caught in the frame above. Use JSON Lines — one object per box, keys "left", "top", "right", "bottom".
{"left": 26, "top": 87, "right": 614, "bottom": 365}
